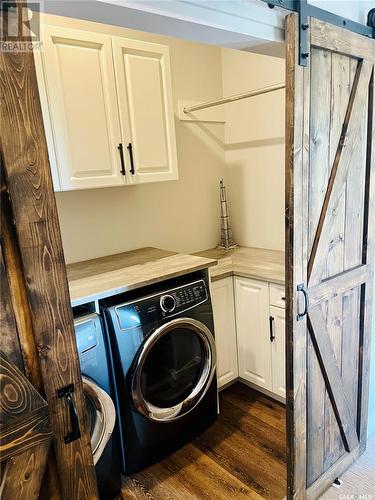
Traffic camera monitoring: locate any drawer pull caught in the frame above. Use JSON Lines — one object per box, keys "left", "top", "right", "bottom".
{"left": 118, "top": 143, "right": 126, "bottom": 176}
{"left": 269, "top": 316, "right": 275, "bottom": 342}
{"left": 127, "top": 143, "right": 135, "bottom": 175}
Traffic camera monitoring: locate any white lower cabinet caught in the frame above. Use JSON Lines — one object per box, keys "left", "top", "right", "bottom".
{"left": 212, "top": 276, "right": 286, "bottom": 400}
{"left": 270, "top": 305, "right": 286, "bottom": 398}
{"left": 211, "top": 278, "right": 238, "bottom": 388}
{"left": 234, "top": 277, "right": 272, "bottom": 391}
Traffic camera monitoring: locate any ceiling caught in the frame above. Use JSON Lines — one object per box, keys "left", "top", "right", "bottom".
{"left": 42, "top": 0, "right": 287, "bottom": 57}
{"left": 41, "top": 0, "right": 371, "bottom": 58}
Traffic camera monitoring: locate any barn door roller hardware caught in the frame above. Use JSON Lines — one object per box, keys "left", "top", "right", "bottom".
{"left": 262, "top": 0, "right": 375, "bottom": 67}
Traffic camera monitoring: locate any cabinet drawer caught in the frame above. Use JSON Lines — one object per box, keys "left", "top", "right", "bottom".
{"left": 270, "top": 284, "right": 286, "bottom": 308}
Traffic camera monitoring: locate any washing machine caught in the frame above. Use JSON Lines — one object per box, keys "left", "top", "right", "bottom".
{"left": 103, "top": 272, "right": 218, "bottom": 474}
{"left": 74, "top": 313, "right": 121, "bottom": 499}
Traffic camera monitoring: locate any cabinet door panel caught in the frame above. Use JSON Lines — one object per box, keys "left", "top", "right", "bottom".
{"left": 211, "top": 278, "right": 238, "bottom": 388}
{"left": 235, "top": 278, "right": 272, "bottom": 390}
{"left": 270, "top": 306, "right": 286, "bottom": 398}
{"left": 41, "top": 26, "right": 123, "bottom": 190}
{"left": 112, "top": 37, "right": 178, "bottom": 183}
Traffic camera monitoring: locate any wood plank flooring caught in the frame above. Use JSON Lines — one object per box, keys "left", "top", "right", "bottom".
{"left": 120, "top": 383, "right": 287, "bottom": 499}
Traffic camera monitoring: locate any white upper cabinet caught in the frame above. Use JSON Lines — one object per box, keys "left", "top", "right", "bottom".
{"left": 36, "top": 25, "right": 178, "bottom": 191}
{"left": 38, "top": 26, "right": 123, "bottom": 190}
{"left": 112, "top": 38, "right": 178, "bottom": 184}
{"left": 235, "top": 277, "right": 272, "bottom": 391}
{"left": 211, "top": 277, "right": 238, "bottom": 388}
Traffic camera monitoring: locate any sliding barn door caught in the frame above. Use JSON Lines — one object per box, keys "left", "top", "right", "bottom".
{"left": 0, "top": 243, "right": 52, "bottom": 499}
{"left": 286, "top": 14, "right": 375, "bottom": 499}
{"left": 0, "top": 6, "right": 98, "bottom": 498}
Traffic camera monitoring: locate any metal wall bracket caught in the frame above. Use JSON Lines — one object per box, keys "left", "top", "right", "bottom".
{"left": 298, "top": 0, "right": 309, "bottom": 67}
{"left": 264, "top": 0, "right": 375, "bottom": 67}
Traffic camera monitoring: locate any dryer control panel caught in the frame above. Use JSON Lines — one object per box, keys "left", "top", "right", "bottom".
{"left": 166, "top": 280, "right": 207, "bottom": 311}
{"left": 114, "top": 280, "right": 208, "bottom": 330}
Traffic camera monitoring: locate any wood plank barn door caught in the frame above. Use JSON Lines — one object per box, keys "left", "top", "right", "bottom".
{"left": 285, "top": 13, "right": 375, "bottom": 500}
{"left": 0, "top": 4, "right": 99, "bottom": 498}
{"left": 0, "top": 239, "right": 52, "bottom": 499}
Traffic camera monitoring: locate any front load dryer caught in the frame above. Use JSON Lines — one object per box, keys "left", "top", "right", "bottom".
{"left": 74, "top": 313, "right": 121, "bottom": 499}
{"left": 103, "top": 272, "right": 218, "bottom": 474}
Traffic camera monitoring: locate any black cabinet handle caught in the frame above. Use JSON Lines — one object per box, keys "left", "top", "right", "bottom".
{"left": 118, "top": 143, "right": 126, "bottom": 176}
{"left": 57, "top": 384, "right": 81, "bottom": 444}
{"left": 297, "top": 283, "right": 309, "bottom": 321}
{"left": 269, "top": 316, "right": 275, "bottom": 342}
{"left": 127, "top": 143, "right": 135, "bottom": 175}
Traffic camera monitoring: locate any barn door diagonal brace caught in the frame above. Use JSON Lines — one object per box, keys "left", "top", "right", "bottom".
{"left": 307, "top": 313, "right": 359, "bottom": 452}
{"left": 262, "top": 0, "right": 375, "bottom": 67}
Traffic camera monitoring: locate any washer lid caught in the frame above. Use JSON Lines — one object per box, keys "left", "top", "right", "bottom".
{"left": 82, "top": 376, "right": 116, "bottom": 465}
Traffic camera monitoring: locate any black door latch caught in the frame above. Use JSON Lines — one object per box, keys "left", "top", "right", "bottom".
{"left": 57, "top": 383, "right": 81, "bottom": 444}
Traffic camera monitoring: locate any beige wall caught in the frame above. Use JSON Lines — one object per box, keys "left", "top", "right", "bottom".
{"left": 221, "top": 48, "right": 285, "bottom": 251}
{"left": 46, "top": 14, "right": 225, "bottom": 264}
{"left": 49, "top": 15, "right": 285, "bottom": 264}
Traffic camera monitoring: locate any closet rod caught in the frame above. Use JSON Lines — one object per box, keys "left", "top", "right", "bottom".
{"left": 183, "top": 82, "right": 285, "bottom": 114}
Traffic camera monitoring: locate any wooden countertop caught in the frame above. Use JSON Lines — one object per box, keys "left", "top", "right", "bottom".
{"left": 67, "top": 247, "right": 217, "bottom": 306}
{"left": 195, "top": 246, "right": 285, "bottom": 285}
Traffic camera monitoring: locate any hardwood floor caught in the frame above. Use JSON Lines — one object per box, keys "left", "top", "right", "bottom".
{"left": 120, "top": 383, "right": 287, "bottom": 499}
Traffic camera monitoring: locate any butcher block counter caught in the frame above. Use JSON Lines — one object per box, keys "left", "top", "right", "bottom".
{"left": 67, "top": 247, "right": 216, "bottom": 306}
{"left": 194, "top": 246, "right": 285, "bottom": 285}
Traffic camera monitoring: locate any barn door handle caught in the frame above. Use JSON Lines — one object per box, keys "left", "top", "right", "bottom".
{"left": 58, "top": 384, "right": 81, "bottom": 444}
{"left": 127, "top": 143, "right": 135, "bottom": 175}
{"left": 118, "top": 143, "right": 126, "bottom": 176}
{"left": 296, "top": 283, "right": 309, "bottom": 321}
